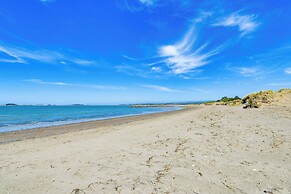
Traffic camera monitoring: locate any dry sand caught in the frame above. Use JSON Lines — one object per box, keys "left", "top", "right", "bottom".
{"left": 0, "top": 105, "right": 290, "bottom": 193}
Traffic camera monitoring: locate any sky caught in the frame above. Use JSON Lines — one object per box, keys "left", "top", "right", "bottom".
{"left": 0, "top": 0, "right": 291, "bottom": 105}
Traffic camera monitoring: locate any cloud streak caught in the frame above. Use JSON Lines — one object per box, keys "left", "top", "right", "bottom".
{"left": 24, "top": 79, "right": 125, "bottom": 90}
{"left": 116, "top": 0, "right": 148, "bottom": 13}
{"left": 39, "top": 0, "right": 55, "bottom": 4}
{"left": 117, "top": 9, "right": 263, "bottom": 78}
{"left": 119, "top": 26, "right": 228, "bottom": 77}
{"left": 194, "top": 10, "right": 213, "bottom": 23}
{"left": 285, "top": 68, "right": 291, "bottom": 74}
{"left": 143, "top": 84, "right": 180, "bottom": 92}
{"left": 226, "top": 44, "right": 291, "bottom": 78}
{"left": 237, "top": 67, "right": 263, "bottom": 77}
{"left": 139, "top": 0, "right": 154, "bottom": 6}
{"left": 157, "top": 27, "right": 226, "bottom": 75}
{"left": 0, "top": 44, "right": 94, "bottom": 66}
{"left": 24, "top": 79, "right": 69, "bottom": 86}
{"left": 213, "top": 13, "right": 260, "bottom": 35}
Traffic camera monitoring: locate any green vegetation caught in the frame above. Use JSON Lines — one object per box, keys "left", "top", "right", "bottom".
{"left": 219, "top": 96, "right": 241, "bottom": 102}
{"left": 242, "top": 89, "right": 291, "bottom": 108}
{"left": 242, "top": 90, "right": 275, "bottom": 108}
{"left": 203, "top": 88, "right": 291, "bottom": 108}
{"left": 278, "top": 88, "right": 291, "bottom": 93}
{"left": 204, "top": 96, "right": 242, "bottom": 106}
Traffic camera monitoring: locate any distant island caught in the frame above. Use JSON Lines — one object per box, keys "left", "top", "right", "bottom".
{"left": 5, "top": 103, "right": 18, "bottom": 106}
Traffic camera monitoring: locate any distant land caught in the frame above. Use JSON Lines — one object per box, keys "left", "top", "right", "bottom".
{"left": 5, "top": 103, "right": 18, "bottom": 106}
{"left": 131, "top": 88, "right": 291, "bottom": 108}
{"left": 2, "top": 88, "right": 290, "bottom": 108}
{"left": 1, "top": 101, "right": 208, "bottom": 107}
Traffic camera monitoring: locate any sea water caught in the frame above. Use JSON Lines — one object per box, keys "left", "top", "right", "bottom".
{"left": 0, "top": 105, "right": 180, "bottom": 132}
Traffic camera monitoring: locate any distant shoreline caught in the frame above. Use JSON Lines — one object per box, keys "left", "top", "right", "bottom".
{"left": 0, "top": 105, "right": 183, "bottom": 133}
{"left": 0, "top": 102, "right": 207, "bottom": 107}
{"left": 0, "top": 106, "right": 193, "bottom": 144}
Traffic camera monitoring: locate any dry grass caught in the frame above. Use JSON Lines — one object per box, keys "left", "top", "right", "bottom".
{"left": 242, "top": 88, "right": 291, "bottom": 108}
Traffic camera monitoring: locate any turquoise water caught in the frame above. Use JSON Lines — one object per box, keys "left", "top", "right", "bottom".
{"left": 0, "top": 105, "right": 180, "bottom": 132}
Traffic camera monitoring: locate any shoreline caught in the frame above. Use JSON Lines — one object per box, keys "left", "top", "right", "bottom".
{"left": 0, "top": 106, "right": 183, "bottom": 133}
{"left": 0, "top": 106, "right": 194, "bottom": 144}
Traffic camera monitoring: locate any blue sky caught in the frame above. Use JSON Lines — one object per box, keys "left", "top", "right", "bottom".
{"left": 0, "top": 0, "right": 291, "bottom": 104}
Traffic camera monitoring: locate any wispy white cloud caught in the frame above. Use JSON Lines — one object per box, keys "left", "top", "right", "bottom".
{"left": 122, "top": 55, "right": 140, "bottom": 61}
{"left": 24, "top": 79, "right": 126, "bottom": 90}
{"left": 72, "top": 59, "right": 95, "bottom": 66}
{"left": 194, "top": 10, "right": 212, "bottom": 23}
{"left": 116, "top": 65, "right": 149, "bottom": 78}
{"left": 39, "top": 0, "right": 56, "bottom": 4}
{"left": 139, "top": 0, "right": 154, "bottom": 6}
{"left": 255, "top": 46, "right": 291, "bottom": 73}
{"left": 226, "top": 44, "right": 291, "bottom": 78}
{"left": 116, "top": 0, "right": 145, "bottom": 13}
{"left": 158, "top": 27, "right": 226, "bottom": 75}
{"left": 117, "top": 0, "right": 194, "bottom": 13}
{"left": 226, "top": 64, "right": 265, "bottom": 77}
{"left": 237, "top": 67, "right": 262, "bottom": 77}
{"left": 0, "top": 44, "right": 94, "bottom": 66}
{"left": 151, "top": 66, "right": 162, "bottom": 72}
{"left": 0, "top": 46, "right": 26, "bottom": 63}
{"left": 0, "top": 45, "right": 63, "bottom": 64}
{"left": 213, "top": 13, "right": 260, "bottom": 35}
{"left": 119, "top": 26, "right": 228, "bottom": 77}
{"left": 24, "top": 79, "right": 69, "bottom": 86}
{"left": 285, "top": 67, "right": 291, "bottom": 74}
{"left": 115, "top": 63, "right": 168, "bottom": 79}
{"left": 143, "top": 84, "right": 180, "bottom": 92}
{"left": 39, "top": 0, "right": 55, "bottom": 4}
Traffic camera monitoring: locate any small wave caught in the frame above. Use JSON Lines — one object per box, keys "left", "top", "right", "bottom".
{"left": 0, "top": 107, "right": 181, "bottom": 133}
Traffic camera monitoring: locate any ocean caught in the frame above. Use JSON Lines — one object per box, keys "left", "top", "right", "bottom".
{"left": 0, "top": 105, "right": 180, "bottom": 133}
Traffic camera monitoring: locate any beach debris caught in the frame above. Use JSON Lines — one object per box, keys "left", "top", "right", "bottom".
{"left": 115, "top": 185, "right": 123, "bottom": 192}
{"left": 263, "top": 190, "right": 273, "bottom": 194}
{"left": 155, "top": 164, "right": 171, "bottom": 182}
{"left": 146, "top": 156, "right": 154, "bottom": 167}
{"left": 270, "top": 132, "right": 285, "bottom": 148}
{"left": 187, "top": 127, "right": 192, "bottom": 131}
{"left": 221, "top": 180, "right": 236, "bottom": 193}
{"left": 175, "top": 139, "right": 188, "bottom": 153}
{"left": 71, "top": 188, "right": 86, "bottom": 194}
{"left": 151, "top": 188, "right": 158, "bottom": 194}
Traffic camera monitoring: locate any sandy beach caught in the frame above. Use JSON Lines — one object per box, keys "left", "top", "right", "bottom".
{"left": 0, "top": 105, "right": 290, "bottom": 194}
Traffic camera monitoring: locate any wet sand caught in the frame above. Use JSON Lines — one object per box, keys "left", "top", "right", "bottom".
{"left": 0, "top": 105, "right": 290, "bottom": 193}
